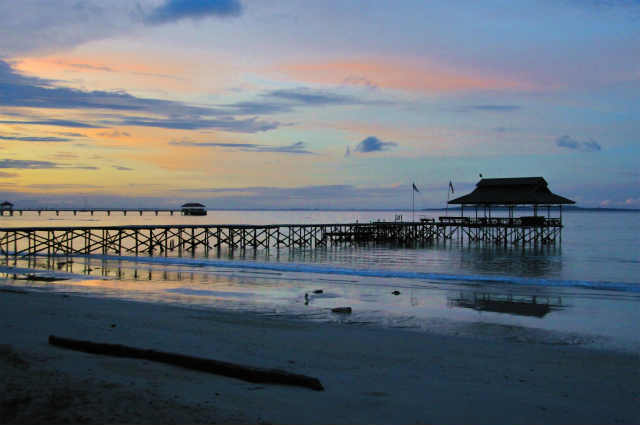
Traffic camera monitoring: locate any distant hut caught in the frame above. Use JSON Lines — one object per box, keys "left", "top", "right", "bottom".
{"left": 0, "top": 201, "right": 13, "bottom": 216}
{"left": 181, "top": 202, "right": 207, "bottom": 216}
{"left": 448, "top": 177, "right": 574, "bottom": 220}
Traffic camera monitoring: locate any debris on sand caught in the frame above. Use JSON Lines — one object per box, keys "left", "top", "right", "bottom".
{"left": 23, "top": 274, "right": 69, "bottom": 282}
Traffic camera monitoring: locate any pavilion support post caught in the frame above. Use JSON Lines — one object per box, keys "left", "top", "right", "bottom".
{"left": 560, "top": 205, "right": 562, "bottom": 224}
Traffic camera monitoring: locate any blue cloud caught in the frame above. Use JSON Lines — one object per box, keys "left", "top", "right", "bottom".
{"left": 0, "top": 119, "right": 103, "bottom": 128}
{"left": 146, "top": 0, "right": 242, "bottom": 24}
{"left": 555, "top": 135, "right": 602, "bottom": 152}
{"left": 0, "top": 135, "right": 71, "bottom": 142}
{"left": 224, "top": 101, "right": 294, "bottom": 115}
{"left": 223, "top": 87, "right": 388, "bottom": 116}
{"left": 457, "top": 105, "right": 521, "bottom": 112}
{"left": 0, "top": 159, "right": 98, "bottom": 170}
{"left": 266, "top": 88, "right": 362, "bottom": 105}
{"left": 170, "top": 140, "right": 314, "bottom": 154}
{"left": 120, "top": 117, "right": 278, "bottom": 132}
{"left": 0, "top": 159, "right": 59, "bottom": 169}
{"left": 354, "top": 136, "right": 398, "bottom": 153}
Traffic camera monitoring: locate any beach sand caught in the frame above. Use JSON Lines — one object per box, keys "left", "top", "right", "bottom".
{"left": 1, "top": 289, "right": 639, "bottom": 424}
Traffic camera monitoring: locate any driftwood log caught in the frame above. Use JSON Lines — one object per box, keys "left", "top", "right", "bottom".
{"left": 48, "top": 335, "right": 324, "bottom": 391}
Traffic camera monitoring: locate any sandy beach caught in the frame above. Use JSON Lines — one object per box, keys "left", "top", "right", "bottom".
{"left": 1, "top": 288, "right": 639, "bottom": 424}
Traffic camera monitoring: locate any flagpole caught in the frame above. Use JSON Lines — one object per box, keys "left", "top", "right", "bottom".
{"left": 412, "top": 188, "right": 415, "bottom": 222}
{"left": 446, "top": 181, "right": 450, "bottom": 217}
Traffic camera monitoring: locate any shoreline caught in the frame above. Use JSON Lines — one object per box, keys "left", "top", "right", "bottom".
{"left": 2, "top": 289, "right": 639, "bottom": 424}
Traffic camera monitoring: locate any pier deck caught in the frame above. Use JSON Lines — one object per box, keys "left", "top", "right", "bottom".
{"left": 0, "top": 218, "right": 562, "bottom": 257}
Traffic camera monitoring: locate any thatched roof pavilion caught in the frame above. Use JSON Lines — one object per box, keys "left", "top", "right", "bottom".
{"left": 448, "top": 177, "right": 574, "bottom": 206}
{"left": 448, "top": 177, "right": 574, "bottom": 219}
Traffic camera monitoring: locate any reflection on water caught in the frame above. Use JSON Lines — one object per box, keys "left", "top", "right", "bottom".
{"left": 448, "top": 291, "right": 564, "bottom": 318}
{"left": 454, "top": 244, "right": 562, "bottom": 278}
{"left": 5, "top": 251, "right": 640, "bottom": 352}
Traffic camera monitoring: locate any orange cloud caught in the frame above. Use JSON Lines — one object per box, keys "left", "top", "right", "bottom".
{"left": 12, "top": 54, "right": 200, "bottom": 94}
{"left": 276, "top": 58, "right": 530, "bottom": 93}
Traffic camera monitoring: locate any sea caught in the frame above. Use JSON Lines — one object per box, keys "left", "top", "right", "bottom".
{"left": 1, "top": 209, "right": 639, "bottom": 352}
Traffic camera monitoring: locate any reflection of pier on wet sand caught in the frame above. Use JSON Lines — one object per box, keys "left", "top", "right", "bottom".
{"left": 449, "top": 292, "right": 564, "bottom": 318}
{"left": 0, "top": 218, "right": 564, "bottom": 257}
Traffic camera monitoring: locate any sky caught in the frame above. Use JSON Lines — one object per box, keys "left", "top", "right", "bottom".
{"left": 0, "top": 0, "right": 638, "bottom": 209}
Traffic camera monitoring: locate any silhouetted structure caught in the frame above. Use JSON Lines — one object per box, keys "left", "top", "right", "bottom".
{"left": 436, "top": 177, "right": 575, "bottom": 246}
{"left": 181, "top": 202, "right": 207, "bottom": 216}
{"left": 449, "top": 177, "right": 575, "bottom": 217}
{"left": 0, "top": 201, "right": 13, "bottom": 216}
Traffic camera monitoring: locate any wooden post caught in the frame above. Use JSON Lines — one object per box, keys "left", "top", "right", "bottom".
{"left": 164, "top": 229, "right": 168, "bottom": 256}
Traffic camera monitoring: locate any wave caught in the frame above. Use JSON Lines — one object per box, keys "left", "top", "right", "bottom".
{"left": 68, "top": 253, "right": 640, "bottom": 293}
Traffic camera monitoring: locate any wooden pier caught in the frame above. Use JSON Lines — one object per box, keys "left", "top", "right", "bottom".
{"left": 0, "top": 217, "right": 563, "bottom": 257}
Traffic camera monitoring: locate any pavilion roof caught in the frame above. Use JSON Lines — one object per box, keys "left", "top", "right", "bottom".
{"left": 448, "top": 177, "right": 575, "bottom": 205}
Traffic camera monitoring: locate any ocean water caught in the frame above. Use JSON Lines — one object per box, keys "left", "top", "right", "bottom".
{"left": 1, "top": 209, "right": 639, "bottom": 351}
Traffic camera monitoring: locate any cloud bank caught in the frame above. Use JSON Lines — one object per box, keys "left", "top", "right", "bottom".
{"left": 0, "top": 59, "right": 279, "bottom": 133}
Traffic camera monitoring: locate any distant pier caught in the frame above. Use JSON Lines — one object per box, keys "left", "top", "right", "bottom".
{"left": 0, "top": 208, "right": 181, "bottom": 217}
{"left": 0, "top": 218, "right": 563, "bottom": 257}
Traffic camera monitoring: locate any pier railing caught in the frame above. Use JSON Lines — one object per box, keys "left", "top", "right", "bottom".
{"left": 438, "top": 216, "right": 560, "bottom": 227}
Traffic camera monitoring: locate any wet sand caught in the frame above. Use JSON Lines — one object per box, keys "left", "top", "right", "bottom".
{"left": 1, "top": 289, "right": 639, "bottom": 424}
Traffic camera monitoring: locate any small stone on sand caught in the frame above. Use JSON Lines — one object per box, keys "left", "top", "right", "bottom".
{"left": 331, "top": 307, "right": 352, "bottom": 314}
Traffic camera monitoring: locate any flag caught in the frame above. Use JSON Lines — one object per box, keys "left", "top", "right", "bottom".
{"left": 449, "top": 181, "right": 454, "bottom": 194}
{"left": 412, "top": 183, "right": 419, "bottom": 193}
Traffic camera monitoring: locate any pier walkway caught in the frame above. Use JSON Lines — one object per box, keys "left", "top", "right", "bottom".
{"left": 0, "top": 218, "right": 562, "bottom": 256}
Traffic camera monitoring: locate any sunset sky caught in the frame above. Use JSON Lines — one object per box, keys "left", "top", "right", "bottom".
{"left": 0, "top": 0, "right": 638, "bottom": 209}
